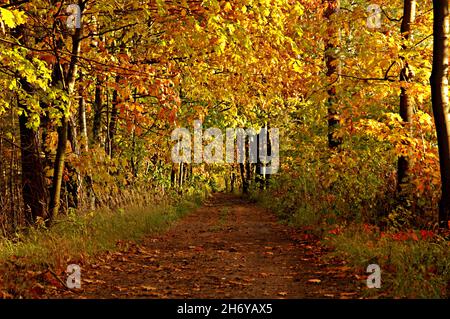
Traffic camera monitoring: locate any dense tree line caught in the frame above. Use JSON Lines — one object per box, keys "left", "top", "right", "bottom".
{"left": 0, "top": 0, "right": 448, "bottom": 235}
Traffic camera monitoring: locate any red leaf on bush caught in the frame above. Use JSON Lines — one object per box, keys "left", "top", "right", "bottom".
{"left": 420, "top": 230, "right": 434, "bottom": 240}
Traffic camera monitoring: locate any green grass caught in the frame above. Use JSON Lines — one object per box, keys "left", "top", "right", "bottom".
{"left": 0, "top": 192, "right": 205, "bottom": 269}
{"left": 326, "top": 226, "right": 450, "bottom": 299}
{"left": 253, "top": 188, "right": 450, "bottom": 298}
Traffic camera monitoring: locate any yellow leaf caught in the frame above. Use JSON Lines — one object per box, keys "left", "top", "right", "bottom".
{"left": 224, "top": 2, "right": 232, "bottom": 12}
{"left": 0, "top": 8, "right": 25, "bottom": 28}
{"left": 0, "top": 8, "right": 17, "bottom": 28}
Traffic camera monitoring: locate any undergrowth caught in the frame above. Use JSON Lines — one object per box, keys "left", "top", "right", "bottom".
{"left": 0, "top": 189, "right": 207, "bottom": 269}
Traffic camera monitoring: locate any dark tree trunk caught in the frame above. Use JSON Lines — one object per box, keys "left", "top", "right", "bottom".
{"left": 230, "top": 169, "right": 236, "bottom": 192}
{"left": 240, "top": 162, "right": 248, "bottom": 194}
{"left": 67, "top": 118, "right": 80, "bottom": 209}
{"left": 92, "top": 79, "right": 103, "bottom": 145}
{"left": 324, "top": 0, "right": 342, "bottom": 148}
{"left": 107, "top": 76, "right": 120, "bottom": 157}
{"left": 171, "top": 164, "right": 177, "bottom": 187}
{"left": 265, "top": 128, "right": 272, "bottom": 189}
{"left": 430, "top": 0, "right": 450, "bottom": 228}
{"left": 12, "top": 22, "right": 48, "bottom": 225}
{"left": 255, "top": 127, "right": 272, "bottom": 190}
{"left": 130, "top": 119, "right": 138, "bottom": 179}
{"left": 18, "top": 84, "right": 48, "bottom": 224}
{"left": 255, "top": 130, "right": 264, "bottom": 189}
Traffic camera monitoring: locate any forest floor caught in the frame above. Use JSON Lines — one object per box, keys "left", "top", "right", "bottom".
{"left": 31, "top": 194, "right": 364, "bottom": 298}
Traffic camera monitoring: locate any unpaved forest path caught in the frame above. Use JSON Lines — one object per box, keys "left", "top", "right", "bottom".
{"left": 54, "top": 193, "right": 363, "bottom": 298}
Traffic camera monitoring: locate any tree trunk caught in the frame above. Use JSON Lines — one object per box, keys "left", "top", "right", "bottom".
{"left": 324, "top": 0, "right": 342, "bottom": 148}
{"left": 18, "top": 82, "right": 48, "bottom": 224}
{"left": 49, "top": 118, "right": 68, "bottom": 220}
{"left": 107, "top": 76, "right": 120, "bottom": 157}
{"left": 230, "top": 169, "right": 236, "bottom": 193}
{"left": 239, "top": 162, "right": 248, "bottom": 194}
{"left": 398, "top": 0, "right": 417, "bottom": 190}
{"left": 48, "top": 4, "right": 84, "bottom": 225}
{"left": 92, "top": 79, "right": 103, "bottom": 145}
{"left": 78, "top": 72, "right": 89, "bottom": 152}
{"left": 67, "top": 117, "right": 80, "bottom": 209}
{"left": 246, "top": 162, "right": 252, "bottom": 190}
{"left": 255, "top": 130, "right": 264, "bottom": 189}
{"left": 171, "top": 164, "right": 177, "bottom": 187}
{"left": 12, "top": 22, "right": 48, "bottom": 225}
{"left": 430, "top": 0, "right": 450, "bottom": 228}
{"left": 179, "top": 163, "right": 184, "bottom": 189}
{"left": 130, "top": 119, "right": 137, "bottom": 179}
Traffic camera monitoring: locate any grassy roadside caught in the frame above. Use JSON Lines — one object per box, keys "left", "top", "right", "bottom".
{"left": 325, "top": 225, "right": 450, "bottom": 298}
{"left": 0, "top": 190, "right": 206, "bottom": 270}
{"left": 252, "top": 191, "right": 450, "bottom": 299}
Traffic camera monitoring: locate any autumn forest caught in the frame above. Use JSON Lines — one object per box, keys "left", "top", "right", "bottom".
{"left": 0, "top": 0, "right": 449, "bottom": 300}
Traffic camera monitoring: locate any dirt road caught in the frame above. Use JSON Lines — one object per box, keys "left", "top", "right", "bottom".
{"left": 50, "top": 193, "right": 363, "bottom": 298}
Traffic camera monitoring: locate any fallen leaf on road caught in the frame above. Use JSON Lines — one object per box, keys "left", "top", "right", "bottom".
{"left": 83, "top": 279, "right": 106, "bottom": 284}
{"left": 308, "top": 279, "right": 321, "bottom": 283}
